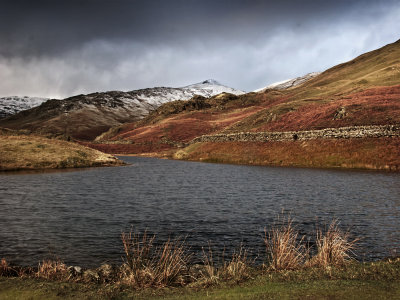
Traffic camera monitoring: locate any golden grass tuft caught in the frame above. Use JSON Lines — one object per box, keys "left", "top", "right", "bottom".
{"left": 0, "top": 258, "right": 15, "bottom": 276}
{"left": 196, "top": 244, "right": 219, "bottom": 286}
{"left": 220, "top": 245, "right": 251, "bottom": 282}
{"left": 264, "top": 216, "right": 308, "bottom": 271}
{"left": 121, "top": 231, "right": 191, "bottom": 288}
{"left": 199, "top": 244, "right": 251, "bottom": 286}
{"left": 36, "top": 259, "right": 69, "bottom": 280}
{"left": 308, "top": 219, "right": 358, "bottom": 268}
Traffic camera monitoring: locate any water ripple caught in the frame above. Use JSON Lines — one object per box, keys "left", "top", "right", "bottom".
{"left": 0, "top": 156, "right": 399, "bottom": 267}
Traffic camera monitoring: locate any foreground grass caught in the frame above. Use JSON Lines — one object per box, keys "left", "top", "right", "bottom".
{"left": 0, "top": 132, "right": 124, "bottom": 171}
{"left": 2, "top": 219, "right": 398, "bottom": 299}
{"left": 1, "top": 259, "right": 399, "bottom": 299}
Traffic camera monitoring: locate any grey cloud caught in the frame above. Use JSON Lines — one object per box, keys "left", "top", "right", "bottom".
{"left": 0, "top": 0, "right": 399, "bottom": 97}
{"left": 1, "top": 0, "right": 392, "bottom": 57}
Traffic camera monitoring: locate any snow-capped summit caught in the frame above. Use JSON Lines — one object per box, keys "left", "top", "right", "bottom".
{"left": 184, "top": 80, "right": 245, "bottom": 97}
{"left": 254, "top": 72, "right": 321, "bottom": 93}
{"left": 201, "top": 79, "right": 221, "bottom": 85}
{"left": 124, "top": 80, "right": 244, "bottom": 107}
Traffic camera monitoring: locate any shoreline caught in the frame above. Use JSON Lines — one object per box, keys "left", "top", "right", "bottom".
{"left": 112, "top": 152, "right": 400, "bottom": 174}
{"left": 1, "top": 258, "right": 399, "bottom": 299}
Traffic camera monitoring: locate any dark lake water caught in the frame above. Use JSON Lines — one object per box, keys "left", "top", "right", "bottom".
{"left": 0, "top": 156, "right": 399, "bottom": 267}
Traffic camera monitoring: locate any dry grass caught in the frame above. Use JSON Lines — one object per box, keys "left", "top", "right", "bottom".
{"left": 0, "top": 134, "right": 123, "bottom": 171}
{"left": 0, "top": 259, "right": 14, "bottom": 277}
{"left": 264, "top": 217, "right": 359, "bottom": 271}
{"left": 0, "top": 219, "right": 361, "bottom": 289}
{"left": 181, "top": 137, "right": 400, "bottom": 171}
{"left": 308, "top": 219, "right": 358, "bottom": 268}
{"left": 264, "top": 216, "right": 308, "bottom": 270}
{"left": 198, "top": 245, "right": 221, "bottom": 286}
{"left": 36, "top": 260, "right": 69, "bottom": 280}
{"left": 198, "top": 244, "right": 251, "bottom": 286}
{"left": 220, "top": 245, "right": 251, "bottom": 282}
{"left": 120, "top": 231, "right": 191, "bottom": 288}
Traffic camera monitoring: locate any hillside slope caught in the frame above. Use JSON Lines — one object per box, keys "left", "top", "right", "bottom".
{"left": 0, "top": 80, "right": 244, "bottom": 140}
{"left": 90, "top": 39, "right": 400, "bottom": 170}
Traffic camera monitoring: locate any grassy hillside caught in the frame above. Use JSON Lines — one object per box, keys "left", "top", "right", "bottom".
{"left": 175, "top": 138, "right": 400, "bottom": 171}
{"left": 0, "top": 129, "right": 124, "bottom": 171}
{"left": 87, "top": 40, "right": 400, "bottom": 171}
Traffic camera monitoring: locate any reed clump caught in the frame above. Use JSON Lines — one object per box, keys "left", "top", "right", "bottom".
{"left": 120, "top": 231, "right": 191, "bottom": 288}
{"left": 36, "top": 259, "right": 69, "bottom": 280}
{"left": 0, "top": 258, "right": 18, "bottom": 277}
{"left": 197, "top": 244, "right": 251, "bottom": 286}
{"left": 220, "top": 245, "right": 251, "bottom": 282}
{"left": 264, "top": 216, "right": 308, "bottom": 270}
{"left": 308, "top": 219, "right": 358, "bottom": 268}
{"left": 264, "top": 216, "right": 358, "bottom": 271}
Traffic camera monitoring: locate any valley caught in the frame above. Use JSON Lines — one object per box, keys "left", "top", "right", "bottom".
{"left": 81, "top": 39, "right": 400, "bottom": 170}
{"left": 1, "top": 39, "right": 400, "bottom": 172}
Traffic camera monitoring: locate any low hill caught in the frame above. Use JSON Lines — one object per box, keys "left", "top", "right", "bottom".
{"left": 0, "top": 128, "right": 123, "bottom": 171}
{"left": 89, "top": 39, "right": 400, "bottom": 170}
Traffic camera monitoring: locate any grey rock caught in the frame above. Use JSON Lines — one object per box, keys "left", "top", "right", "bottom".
{"left": 67, "top": 265, "right": 83, "bottom": 277}
{"left": 333, "top": 107, "right": 347, "bottom": 120}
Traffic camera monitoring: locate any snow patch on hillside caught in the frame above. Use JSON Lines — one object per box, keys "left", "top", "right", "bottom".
{"left": 128, "top": 79, "right": 245, "bottom": 106}
{"left": 254, "top": 72, "right": 321, "bottom": 93}
{"left": 0, "top": 96, "right": 51, "bottom": 118}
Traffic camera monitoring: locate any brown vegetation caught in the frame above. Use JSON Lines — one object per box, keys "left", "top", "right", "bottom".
{"left": 36, "top": 260, "right": 69, "bottom": 281}
{"left": 120, "top": 231, "right": 191, "bottom": 288}
{"left": 264, "top": 217, "right": 307, "bottom": 270}
{"left": 0, "top": 217, "right": 361, "bottom": 290}
{"left": 198, "top": 244, "right": 251, "bottom": 286}
{"left": 0, "top": 133, "right": 124, "bottom": 171}
{"left": 178, "top": 137, "right": 400, "bottom": 170}
{"left": 308, "top": 220, "right": 358, "bottom": 268}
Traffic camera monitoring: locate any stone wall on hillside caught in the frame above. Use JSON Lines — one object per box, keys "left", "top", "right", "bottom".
{"left": 190, "top": 125, "right": 400, "bottom": 144}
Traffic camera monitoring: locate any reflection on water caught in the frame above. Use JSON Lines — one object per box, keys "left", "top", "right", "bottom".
{"left": 0, "top": 156, "right": 399, "bottom": 267}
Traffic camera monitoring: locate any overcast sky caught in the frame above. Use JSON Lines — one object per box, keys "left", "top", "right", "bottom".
{"left": 0, "top": 0, "right": 399, "bottom": 98}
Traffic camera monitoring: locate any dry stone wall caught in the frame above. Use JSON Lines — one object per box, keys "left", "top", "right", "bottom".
{"left": 190, "top": 125, "right": 400, "bottom": 144}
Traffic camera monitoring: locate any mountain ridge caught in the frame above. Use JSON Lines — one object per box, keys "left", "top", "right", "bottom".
{"left": 0, "top": 80, "right": 244, "bottom": 140}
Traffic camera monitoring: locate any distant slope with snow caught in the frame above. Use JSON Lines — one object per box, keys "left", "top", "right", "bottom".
{"left": 0, "top": 80, "right": 244, "bottom": 140}
{"left": 130, "top": 79, "right": 244, "bottom": 106}
{"left": 0, "top": 96, "right": 51, "bottom": 118}
{"left": 254, "top": 72, "right": 321, "bottom": 92}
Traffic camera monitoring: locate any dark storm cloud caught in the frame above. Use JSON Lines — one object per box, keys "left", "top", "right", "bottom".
{"left": 0, "top": 0, "right": 399, "bottom": 97}
{"left": 0, "top": 0, "right": 387, "bottom": 57}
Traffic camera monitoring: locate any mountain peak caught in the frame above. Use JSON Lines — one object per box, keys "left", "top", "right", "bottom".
{"left": 201, "top": 79, "right": 221, "bottom": 85}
